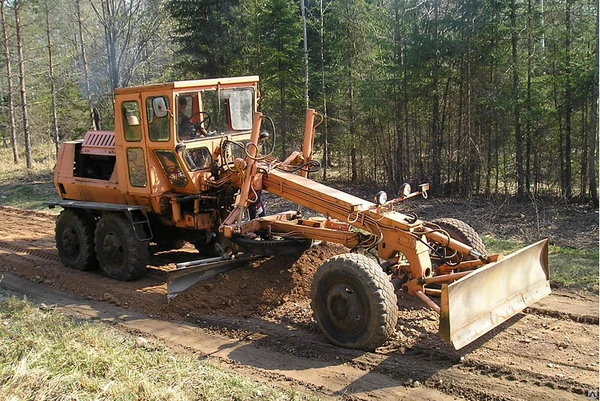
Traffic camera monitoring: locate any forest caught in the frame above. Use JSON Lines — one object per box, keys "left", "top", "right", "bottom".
{"left": 0, "top": 0, "right": 597, "bottom": 204}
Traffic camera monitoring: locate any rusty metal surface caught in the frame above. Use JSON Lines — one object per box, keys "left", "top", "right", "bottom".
{"left": 439, "top": 239, "right": 550, "bottom": 349}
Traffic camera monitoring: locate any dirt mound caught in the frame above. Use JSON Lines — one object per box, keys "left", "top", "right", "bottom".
{"left": 165, "top": 242, "right": 348, "bottom": 318}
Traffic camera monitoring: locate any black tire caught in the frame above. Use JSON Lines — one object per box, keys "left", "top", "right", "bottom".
{"left": 95, "top": 213, "right": 149, "bottom": 281}
{"left": 55, "top": 209, "right": 98, "bottom": 271}
{"left": 430, "top": 218, "right": 487, "bottom": 261}
{"left": 310, "top": 253, "right": 398, "bottom": 351}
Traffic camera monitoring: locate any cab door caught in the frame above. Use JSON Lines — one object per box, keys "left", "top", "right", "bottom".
{"left": 115, "top": 93, "right": 152, "bottom": 201}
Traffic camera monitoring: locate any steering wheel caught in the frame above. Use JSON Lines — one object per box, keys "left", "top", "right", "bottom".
{"left": 179, "top": 111, "right": 212, "bottom": 140}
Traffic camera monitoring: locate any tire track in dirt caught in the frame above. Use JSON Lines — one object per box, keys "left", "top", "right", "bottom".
{"left": 0, "top": 206, "right": 597, "bottom": 400}
{"left": 0, "top": 240, "right": 61, "bottom": 263}
{"left": 0, "top": 229, "right": 595, "bottom": 326}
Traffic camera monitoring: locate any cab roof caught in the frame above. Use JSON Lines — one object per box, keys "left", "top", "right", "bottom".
{"left": 114, "top": 76, "right": 260, "bottom": 95}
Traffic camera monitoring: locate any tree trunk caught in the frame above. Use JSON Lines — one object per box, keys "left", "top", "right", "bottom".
{"left": 431, "top": 0, "right": 442, "bottom": 196}
{"left": 14, "top": 0, "right": 31, "bottom": 169}
{"left": 279, "top": 79, "right": 287, "bottom": 159}
{"left": 76, "top": 0, "right": 94, "bottom": 128}
{"left": 456, "top": 58, "right": 464, "bottom": 194}
{"left": 393, "top": 3, "right": 404, "bottom": 187}
{"left": 348, "top": 58, "right": 357, "bottom": 183}
{"left": 589, "top": 8, "right": 599, "bottom": 207}
{"left": 511, "top": 0, "right": 524, "bottom": 198}
{"left": 320, "top": 0, "right": 329, "bottom": 180}
{"left": 579, "top": 105, "right": 588, "bottom": 199}
{"left": 300, "top": 0, "right": 309, "bottom": 110}
{"left": 1, "top": 1, "right": 18, "bottom": 164}
{"left": 525, "top": 0, "right": 533, "bottom": 196}
{"left": 564, "top": 0, "right": 572, "bottom": 199}
{"left": 44, "top": 0, "right": 59, "bottom": 154}
{"left": 403, "top": 48, "right": 410, "bottom": 182}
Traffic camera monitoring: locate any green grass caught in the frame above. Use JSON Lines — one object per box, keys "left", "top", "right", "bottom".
{"left": 0, "top": 297, "right": 320, "bottom": 401}
{"left": 0, "top": 181, "right": 60, "bottom": 211}
{"left": 483, "top": 235, "right": 599, "bottom": 293}
{"left": 0, "top": 143, "right": 61, "bottom": 212}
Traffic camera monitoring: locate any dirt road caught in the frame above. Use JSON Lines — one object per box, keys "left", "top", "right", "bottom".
{"left": 0, "top": 206, "right": 598, "bottom": 400}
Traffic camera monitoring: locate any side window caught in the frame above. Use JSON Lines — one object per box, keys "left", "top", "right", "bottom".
{"left": 177, "top": 94, "right": 194, "bottom": 141}
{"left": 183, "top": 147, "right": 212, "bottom": 171}
{"left": 154, "top": 150, "right": 188, "bottom": 187}
{"left": 146, "top": 96, "right": 170, "bottom": 142}
{"left": 122, "top": 101, "right": 142, "bottom": 142}
{"left": 127, "top": 147, "right": 147, "bottom": 187}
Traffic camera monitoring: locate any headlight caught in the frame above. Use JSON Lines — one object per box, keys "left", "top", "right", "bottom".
{"left": 374, "top": 191, "right": 387, "bottom": 205}
{"left": 399, "top": 183, "right": 411, "bottom": 197}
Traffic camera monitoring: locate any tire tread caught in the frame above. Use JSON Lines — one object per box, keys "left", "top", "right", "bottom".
{"left": 311, "top": 253, "right": 397, "bottom": 351}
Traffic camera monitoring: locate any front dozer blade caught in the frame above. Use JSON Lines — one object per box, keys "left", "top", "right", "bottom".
{"left": 167, "top": 255, "right": 263, "bottom": 300}
{"left": 439, "top": 239, "right": 550, "bottom": 349}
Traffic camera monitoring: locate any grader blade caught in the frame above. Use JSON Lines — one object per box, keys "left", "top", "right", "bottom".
{"left": 167, "top": 255, "right": 263, "bottom": 300}
{"left": 439, "top": 239, "right": 550, "bottom": 349}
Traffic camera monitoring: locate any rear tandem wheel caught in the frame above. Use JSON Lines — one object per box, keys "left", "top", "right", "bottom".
{"left": 310, "top": 253, "right": 398, "bottom": 351}
{"left": 94, "top": 213, "right": 149, "bottom": 281}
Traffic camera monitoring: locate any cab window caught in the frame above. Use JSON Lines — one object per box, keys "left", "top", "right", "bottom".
{"left": 154, "top": 150, "right": 188, "bottom": 187}
{"left": 122, "top": 101, "right": 142, "bottom": 142}
{"left": 182, "top": 147, "right": 212, "bottom": 171}
{"left": 221, "top": 88, "right": 253, "bottom": 130}
{"left": 127, "top": 147, "right": 147, "bottom": 187}
{"left": 146, "top": 96, "right": 170, "bottom": 142}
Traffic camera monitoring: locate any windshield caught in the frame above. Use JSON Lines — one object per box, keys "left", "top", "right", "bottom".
{"left": 176, "top": 87, "right": 254, "bottom": 141}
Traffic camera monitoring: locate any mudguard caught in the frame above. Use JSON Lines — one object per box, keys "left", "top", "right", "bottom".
{"left": 439, "top": 239, "right": 550, "bottom": 349}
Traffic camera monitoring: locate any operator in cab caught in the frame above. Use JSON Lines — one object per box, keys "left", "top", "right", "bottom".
{"left": 177, "top": 96, "right": 207, "bottom": 141}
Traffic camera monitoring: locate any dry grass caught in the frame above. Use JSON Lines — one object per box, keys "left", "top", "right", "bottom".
{"left": 0, "top": 296, "right": 321, "bottom": 401}
{"left": 0, "top": 143, "right": 56, "bottom": 182}
{"left": 0, "top": 144, "right": 60, "bottom": 212}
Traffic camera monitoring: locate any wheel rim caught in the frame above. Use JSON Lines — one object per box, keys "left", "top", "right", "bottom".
{"left": 325, "top": 282, "right": 366, "bottom": 335}
{"left": 61, "top": 227, "right": 80, "bottom": 260}
{"left": 102, "top": 231, "right": 125, "bottom": 267}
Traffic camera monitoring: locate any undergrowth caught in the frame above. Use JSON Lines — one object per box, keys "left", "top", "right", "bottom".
{"left": 483, "top": 236, "right": 599, "bottom": 293}
{"left": 0, "top": 144, "right": 59, "bottom": 212}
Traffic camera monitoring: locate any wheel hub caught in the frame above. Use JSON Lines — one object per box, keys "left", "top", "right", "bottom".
{"left": 326, "top": 284, "right": 364, "bottom": 333}
{"left": 102, "top": 232, "right": 124, "bottom": 266}
{"left": 61, "top": 228, "right": 80, "bottom": 258}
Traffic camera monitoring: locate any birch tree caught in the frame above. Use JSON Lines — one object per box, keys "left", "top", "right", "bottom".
{"left": 14, "top": 0, "right": 31, "bottom": 168}
{"left": 0, "top": 0, "right": 17, "bottom": 164}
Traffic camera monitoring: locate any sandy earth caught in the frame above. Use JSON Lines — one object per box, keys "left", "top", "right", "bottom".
{"left": 0, "top": 206, "right": 598, "bottom": 400}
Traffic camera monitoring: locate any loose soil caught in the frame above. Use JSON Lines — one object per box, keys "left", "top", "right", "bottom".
{"left": 0, "top": 205, "right": 598, "bottom": 400}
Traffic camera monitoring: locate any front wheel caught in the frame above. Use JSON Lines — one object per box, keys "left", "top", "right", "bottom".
{"left": 95, "top": 213, "right": 149, "bottom": 281}
{"left": 311, "top": 253, "right": 398, "bottom": 351}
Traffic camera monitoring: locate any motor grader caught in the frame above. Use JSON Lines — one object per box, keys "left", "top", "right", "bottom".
{"left": 48, "top": 75, "right": 550, "bottom": 351}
